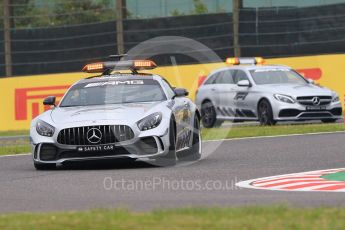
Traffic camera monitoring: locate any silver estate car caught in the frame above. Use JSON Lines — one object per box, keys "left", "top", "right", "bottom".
{"left": 30, "top": 59, "right": 201, "bottom": 170}
{"left": 196, "top": 58, "right": 342, "bottom": 127}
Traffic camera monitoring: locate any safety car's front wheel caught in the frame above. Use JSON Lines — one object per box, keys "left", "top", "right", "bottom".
{"left": 155, "top": 118, "right": 177, "bottom": 167}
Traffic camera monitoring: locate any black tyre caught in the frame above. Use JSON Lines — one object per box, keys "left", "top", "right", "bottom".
{"left": 258, "top": 99, "right": 276, "bottom": 126}
{"left": 155, "top": 118, "right": 177, "bottom": 167}
{"left": 179, "top": 115, "right": 202, "bottom": 161}
{"left": 201, "top": 101, "right": 218, "bottom": 128}
{"left": 34, "top": 162, "right": 56, "bottom": 170}
{"left": 321, "top": 119, "right": 337, "bottom": 123}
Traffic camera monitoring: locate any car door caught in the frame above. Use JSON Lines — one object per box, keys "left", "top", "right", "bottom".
{"left": 213, "top": 70, "right": 237, "bottom": 119}
{"left": 200, "top": 73, "right": 221, "bottom": 108}
{"left": 161, "top": 79, "right": 191, "bottom": 150}
{"left": 232, "top": 69, "right": 255, "bottom": 118}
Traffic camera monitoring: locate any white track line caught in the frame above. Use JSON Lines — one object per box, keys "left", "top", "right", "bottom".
{"left": 203, "top": 130, "right": 345, "bottom": 143}
{"left": 0, "top": 153, "right": 31, "bottom": 158}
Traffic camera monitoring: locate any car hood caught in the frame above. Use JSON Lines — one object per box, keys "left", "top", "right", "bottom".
{"left": 258, "top": 84, "right": 333, "bottom": 97}
{"left": 50, "top": 102, "right": 162, "bottom": 125}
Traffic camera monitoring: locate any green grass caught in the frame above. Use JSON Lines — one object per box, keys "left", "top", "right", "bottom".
{"left": 0, "top": 145, "right": 31, "bottom": 156}
{"left": 202, "top": 123, "right": 345, "bottom": 140}
{"left": 322, "top": 171, "right": 345, "bottom": 182}
{"left": 0, "top": 130, "right": 29, "bottom": 137}
{"left": 0, "top": 123, "right": 344, "bottom": 155}
{"left": 0, "top": 206, "right": 345, "bottom": 230}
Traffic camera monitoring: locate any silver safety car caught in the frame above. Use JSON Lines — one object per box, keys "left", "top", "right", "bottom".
{"left": 196, "top": 57, "right": 342, "bottom": 127}
{"left": 30, "top": 59, "right": 201, "bottom": 170}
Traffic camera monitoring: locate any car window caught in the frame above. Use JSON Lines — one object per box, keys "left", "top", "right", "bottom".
{"left": 204, "top": 74, "right": 217, "bottom": 85}
{"left": 250, "top": 69, "right": 308, "bottom": 85}
{"left": 213, "top": 73, "right": 223, "bottom": 84}
{"left": 161, "top": 79, "right": 175, "bottom": 99}
{"left": 233, "top": 70, "right": 248, "bottom": 84}
{"left": 60, "top": 79, "right": 167, "bottom": 107}
{"left": 217, "top": 70, "right": 235, "bottom": 84}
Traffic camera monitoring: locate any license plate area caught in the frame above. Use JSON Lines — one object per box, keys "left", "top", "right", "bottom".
{"left": 77, "top": 145, "right": 115, "bottom": 152}
{"left": 306, "top": 106, "right": 326, "bottom": 111}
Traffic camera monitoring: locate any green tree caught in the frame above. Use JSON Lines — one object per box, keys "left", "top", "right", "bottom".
{"left": 170, "top": 9, "right": 184, "bottom": 17}
{"left": 53, "top": 0, "right": 115, "bottom": 26}
{"left": 191, "top": 0, "right": 208, "bottom": 15}
{"left": 1, "top": 0, "right": 53, "bottom": 29}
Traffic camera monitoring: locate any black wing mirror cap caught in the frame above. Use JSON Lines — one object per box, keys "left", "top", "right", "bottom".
{"left": 174, "top": 88, "right": 189, "bottom": 97}
{"left": 43, "top": 96, "right": 56, "bottom": 106}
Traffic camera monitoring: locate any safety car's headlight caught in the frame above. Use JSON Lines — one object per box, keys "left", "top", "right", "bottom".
{"left": 36, "top": 120, "right": 55, "bottom": 137}
{"left": 332, "top": 96, "right": 339, "bottom": 103}
{"left": 137, "top": 112, "right": 162, "bottom": 131}
{"left": 274, "top": 94, "right": 295, "bottom": 104}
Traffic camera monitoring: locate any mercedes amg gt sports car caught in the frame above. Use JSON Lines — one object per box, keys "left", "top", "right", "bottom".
{"left": 31, "top": 59, "right": 201, "bottom": 170}
{"left": 195, "top": 57, "right": 342, "bottom": 127}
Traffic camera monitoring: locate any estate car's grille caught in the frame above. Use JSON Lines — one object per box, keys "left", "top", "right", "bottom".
{"left": 57, "top": 125, "right": 134, "bottom": 145}
{"left": 296, "top": 96, "right": 332, "bottom": 106}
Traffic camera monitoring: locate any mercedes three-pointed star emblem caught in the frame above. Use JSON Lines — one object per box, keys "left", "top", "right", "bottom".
{"left": 86, "top": 128, "right": 102, "bottom": 144}
{"left": 312, "top": 97, "right": 321, "bottom": 105}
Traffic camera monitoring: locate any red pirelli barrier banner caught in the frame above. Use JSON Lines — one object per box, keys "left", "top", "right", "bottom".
{"left": 0, "top": 54, "right": 344, "bottom": 131}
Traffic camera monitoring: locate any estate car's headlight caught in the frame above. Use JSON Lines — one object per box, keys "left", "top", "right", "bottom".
{"left": 332, "top": 96, "right": 340, "bottom": 103}
{"left": 36, "top": 120, "right": 55, "bottom": 137}
{"left": 137, "top": 112, "right": 162, "bottom": 131}
{"left": 274, "top": 94, "right": 295, "bottom": 104}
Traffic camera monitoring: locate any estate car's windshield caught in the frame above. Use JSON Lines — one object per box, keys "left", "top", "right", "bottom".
{"left": 60, "top": 79, "right": 166, "bottom": 107}
{"left": 250, "top": 68, "right": 308, "bottom": 85}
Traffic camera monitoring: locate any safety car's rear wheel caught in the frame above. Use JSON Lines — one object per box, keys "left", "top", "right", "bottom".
{"left": 179, "top": 115, "right": 202, "bottom": 161}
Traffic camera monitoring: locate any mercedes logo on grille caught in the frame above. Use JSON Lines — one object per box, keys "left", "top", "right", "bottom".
{"left": 312, "top": 97, "right": 321, "bottom": 105}
{"left": 87, "top": 128, "right": 102, "bottom": 144}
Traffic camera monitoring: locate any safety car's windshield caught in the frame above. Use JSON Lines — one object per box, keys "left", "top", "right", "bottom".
{"left": 60, "top": 79, "right": 166, "bottom": 107}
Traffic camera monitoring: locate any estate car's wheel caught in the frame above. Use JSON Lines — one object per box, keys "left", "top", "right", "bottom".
{"left": 34, "top": 162, "right": 56, "bottom": 170}
{"left": 201, "top": 101, "right": 218, "bottom": 128}
{"left": 214, "top": 120, "right": 224, "bottom": 127}
{"left": 258, "top": 99, "right": 276, "bottom": 126}
{"left": 155, "top": 118, "right": 177, "bottom": 167}
{"left": 321, "top": 119, "right": 337, "bottom": 123}
{"left": 179, "top": 115, "right": 202, "bottom": 161}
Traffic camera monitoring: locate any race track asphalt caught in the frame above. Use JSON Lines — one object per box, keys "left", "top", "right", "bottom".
{"left": 0, "top": 132, "right": 344, "bottom": 213}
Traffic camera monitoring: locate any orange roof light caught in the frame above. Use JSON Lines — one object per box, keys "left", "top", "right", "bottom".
{"left": 82, "top": 62, "right": 104, "bottom": 73}
{"left": 225, "top": 58, "right": 240, "bottom": 65}
{"left": 225, "top": 57, "right": 265, "bottom": 65}
{"left": 134, "top": 60, "right": 157, "bottom": 69}
{"left": 82, "top": 59, "right": 157, "bottom": 74}
{"left": 255, "top": 57, "right": 265, "bottom": 65}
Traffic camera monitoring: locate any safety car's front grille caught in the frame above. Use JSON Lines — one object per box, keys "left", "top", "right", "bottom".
{"left": 57, "top": 125, "right": 134, "bottom": 145}
{"left": 296, "top": 96, "right": 332, "bottom": 106}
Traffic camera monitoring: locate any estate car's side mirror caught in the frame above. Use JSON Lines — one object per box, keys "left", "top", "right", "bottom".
{"left": 43, "top": 96, "right": 56, "bottom": 106}
{"left": 173, "top": 88, "right": 189, "bottom": 98}
{"left": 237, "top": 80, "right": 251, "bottom": 87}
